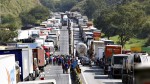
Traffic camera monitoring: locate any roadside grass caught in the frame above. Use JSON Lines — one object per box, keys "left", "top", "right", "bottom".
{"left": 109, "top": 35, "right": 147, "bottom": 49}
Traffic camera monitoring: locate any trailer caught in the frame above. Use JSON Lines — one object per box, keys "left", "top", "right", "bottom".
{"left": 0, "top": 54, "right": 16, "bottom": 84}
{"left": 33, "top": 48, "right": 45, "bottom": 70}
{"left": 0, "top": 48, "right": 33, "bottom": 81}
{"left": 104, "top": 45, "right": 122, "bottom": 74}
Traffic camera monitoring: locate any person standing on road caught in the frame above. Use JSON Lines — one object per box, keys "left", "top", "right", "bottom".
{"left": 108, "top": 64, "right": 111, "bottom": 78}
{"left": 62, "top": 59, "right": 65, "bottom": 74}
{"left": 68, "top": 58, "right": 71, "bottom": 68}
{"left": 53, "top": 57, "right": 56, "bottom": 65}
{"left": 65, "top": 62, "right": 69, "bottom": 74}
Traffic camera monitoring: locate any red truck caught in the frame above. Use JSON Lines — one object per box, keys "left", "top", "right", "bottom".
{"left": 33, "top": 48, "right": 45, "bottom": 71}
{"left": 104, "top": 45, "right": 122, "bottom": 74}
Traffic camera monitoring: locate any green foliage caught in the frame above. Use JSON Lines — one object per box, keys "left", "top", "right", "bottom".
{"left": 40, "top": 0, "right": 78, "bottom": 12}
{"left": 94, "top": 1, "right": 150, "bottom": 47}
{"left": 20, "top": 6, "right": 50, "bottom": 25}
{"left": 0, "top": 14, "right": 21, "bottom": 31}
{"left": 0, "top": 29, "right": 17, "bottom": 43}
{"left": 0, "top": 0, "right": 40, "bottom": 43}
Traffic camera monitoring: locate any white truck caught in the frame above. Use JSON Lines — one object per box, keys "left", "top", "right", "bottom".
{"left": 0, "top": 48, "right": 34, "bottom": 81}
{"left": 44, "top": 42, "right": 55, "bottom": 55}
{"left": 35, "top": 38, "right": 44, "bottom": 47}
{"left": 0, "top": 54, "right": 16, "bottom": 84}
{"left": 18, "top": 30, "right": 29, "bottom": 40}
{"left": 76, "top": 42, "right": 87, "bottom": 57}
{"left": 97, "top": 47, "right": 104, "bottom": 60}
{"left": 92, "top": 41, "right": 105, "bottom": 58}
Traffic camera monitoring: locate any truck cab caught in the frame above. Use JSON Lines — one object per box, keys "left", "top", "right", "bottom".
{"left": 111, "top": 54, "right": 129, "bottom": 78}
{"left": 122, "top": 53, "right": 149, "bottom": 84}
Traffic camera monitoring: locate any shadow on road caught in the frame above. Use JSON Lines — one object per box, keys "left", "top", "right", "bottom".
{"left": 103, "top": 82, "right": 122, "bottom": 84}
{"left": 84, "top": 69, "right": 100, "bottom": 73}
{"left": 94, "top": 75, "right": 108, "bottom": 79}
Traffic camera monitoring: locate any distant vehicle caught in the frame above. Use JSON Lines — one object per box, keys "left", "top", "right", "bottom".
{"left": 81, "top": 57, "right": 90, "bottom": 66}
{"left": 76, "top": 43, "right": 87, "bottom": 57}
{"left": 35, "top": 38, "right": 44, "bottom": 46}
{"left": 61, "top": 14, "right": 68, "bottom": 26}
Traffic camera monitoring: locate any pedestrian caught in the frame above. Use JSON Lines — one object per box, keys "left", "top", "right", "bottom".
{"left": 68, "top": 59, "right": 71, "bottom": 68}
{"left": 108, "top": 64, "right": 111, "bottom": 78}
{"left": 39, "top": 69, "right": 45, "bottom": 80}
{"left": 65, "top": 62, "right": 69, "bottom": 74}
{"left": 53, "top": 57, "right": 56, "bottom": 65}
{"left": 62, "top": 61, "right": 65, "bottom": 74}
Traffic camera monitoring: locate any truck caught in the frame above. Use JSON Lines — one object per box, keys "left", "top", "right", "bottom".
{"left": 111, "top": 54, "right": 129, "bottom": 78}
{"left": 104, "top": 45, "right": 122, "bottom": 74}
{"left": 76, "top": 42, "right": 87, "bottom": 57}
{"left": 44, "top": 42, "right": 55, "bottom": 55}
{"left": 122, "top": 53, "right": 149, "bottom": 84}
{"left": 33, "top": 48, "right": 45, "bottom": 70}
{"left": 0, "top": 54, "right": 16, "bottom": 84}
{"left": 35, "top": 38, "right": 44, "bottom": 46}
{"left": 97, "top": 47, "right": 104, "bottom": 67}
{"left": 134, "top": 61, "right": 150, "bottom": 84}
{"left": 7, "top": 43, "right": 38, "bottom": 49}
{"left": 0, "top": 48, "right": 34, "bottom": 81}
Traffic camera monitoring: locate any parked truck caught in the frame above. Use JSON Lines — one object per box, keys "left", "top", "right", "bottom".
{"left": 0, "top": 48, "right": 34, "bottom": 81}
{"left": 35, "top": 38, "right": 44, "bottom": 46}
{"left": 76, "top": 42, "right": 87, "bottom": 57}
{"left": 111, "top": 54, "right": 129, "bottom": 78}
{"left": 134, "top": 61, "right": 150, "bottom": 84}
{"left": 33, "top": 48, "right": 45, "bottom": 70}
{"left": 122, "top": 53, "right": 149, "bottom": 84}
{"left": 0, "top": 54, "right": 16, "bottom": 84}
{"left": 104, "top": 45, "right": 122, "bottom": 74}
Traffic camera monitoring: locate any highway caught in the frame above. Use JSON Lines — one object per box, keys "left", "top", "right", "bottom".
{"left": 72, "top": 23, "right": 123, "bottom": 84}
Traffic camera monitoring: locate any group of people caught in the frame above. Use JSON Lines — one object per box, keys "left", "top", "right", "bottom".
{"left": 48, "top": 55, "right": 78, "bottom": 74}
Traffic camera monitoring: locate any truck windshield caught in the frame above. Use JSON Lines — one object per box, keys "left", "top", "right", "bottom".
{"left": 114, "top": 56, "right": 128, "bottom": 64}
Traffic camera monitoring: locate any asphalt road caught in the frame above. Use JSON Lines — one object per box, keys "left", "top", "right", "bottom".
{"left": 79, "top": 64, "right": 122, "bottom": 84}
{"left": 36, "top": 64, "right": 71, "bottom": 84}
{"left": 72, "top": 24, "right": 122, "bottom": 84}
{"left": 59, "top": 26, "right": 69, "bottom": 55}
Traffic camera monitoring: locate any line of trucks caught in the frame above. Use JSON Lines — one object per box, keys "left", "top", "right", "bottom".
{"left": 75, "top": 19, "right": 150, "bottom": 84}
{"left": 76, "top": 38, "right": 150, "bottom": 84}
{"left": 0, "top": 12, "right": 64, "bottom": 84}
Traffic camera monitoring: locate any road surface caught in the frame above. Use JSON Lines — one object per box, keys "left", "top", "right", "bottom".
{"left": 36, "top": 64, "right": 71, "bottom": 84}
{"left": 79, "top": 64, "right": 122, "bottom": 84}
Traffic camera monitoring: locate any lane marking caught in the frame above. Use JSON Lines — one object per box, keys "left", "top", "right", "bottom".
{"left": 81, "top": 69, "right": 88, "bottom": 84}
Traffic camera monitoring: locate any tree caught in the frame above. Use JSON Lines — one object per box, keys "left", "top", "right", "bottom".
{"left": 20, "top": 6, "right": 50, "bottom": 26}
{"left": 110, "top": 2, "right": 146, "bottom": 47}
{"left": 94, "top": 9, "right": 117, "bottom": 39}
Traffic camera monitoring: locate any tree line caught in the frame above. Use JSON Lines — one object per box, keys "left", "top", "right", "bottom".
{"left": 93, "top": 0, "right": 150, "bottom": 47}
{"left": 0, "top": 5, "right": 50, "bottom": 43}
